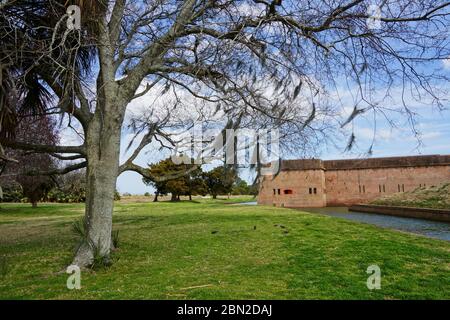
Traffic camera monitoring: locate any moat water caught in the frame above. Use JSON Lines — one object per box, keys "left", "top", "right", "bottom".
{"left": 302, "top": 207, "right": 450, "bottom": 241}
{"left": 236, "top": 202, "right": 450, "bottom": 241}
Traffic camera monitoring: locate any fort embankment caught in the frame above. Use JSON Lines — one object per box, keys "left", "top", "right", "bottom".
{"left": 349, "top": 204, "right": 450, "bottom": 222}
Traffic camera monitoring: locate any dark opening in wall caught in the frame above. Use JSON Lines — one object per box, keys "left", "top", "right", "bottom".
{"left": 379, "top": 185, "right": 382, "bottom": 193}
{"left": 398, "top": 184, "right": 401, "bottom": 192}
{"left": 313, "top": 188, "right": 317, "bottom": 194}
{"left": 273, "top": 189, "right": 276, "bottom": 195}
{"left": 284, "top": 189, "right": 293, "bottom": 195}
{"left": 363, "top": 185, "right": 366, "bottom": 193}
{"left": 402, "top": 184, "right": 405, "bottom": 192}
{"left": 359, "top": 185, "right": 362, "bottom": 193}
{"left": 309, "top": 188, "right": 312, "bottom": 194}
{"left": 383, "top": 185, "right": 386, "bottom": 192}
{"left": 277, "top": 189, "right": 281, "bottom": 195}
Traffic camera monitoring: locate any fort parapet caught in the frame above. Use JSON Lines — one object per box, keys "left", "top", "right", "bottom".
{"left": 258, "top": 155, "right": 450, "bottom": 208}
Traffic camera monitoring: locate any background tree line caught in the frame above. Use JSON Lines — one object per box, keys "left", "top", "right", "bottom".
{"left": 143, "top": 158, "right": 257, "bottom": 202}
{"left": 1, "top": 150, "right": 256, "bottom": 206}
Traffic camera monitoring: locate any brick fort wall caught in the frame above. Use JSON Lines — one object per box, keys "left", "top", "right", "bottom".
{"left": 257, "top": 155, "right": 450, "bottom": 208}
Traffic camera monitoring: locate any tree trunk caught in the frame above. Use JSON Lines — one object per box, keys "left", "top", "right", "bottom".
{"left": 212, "top": 194, "right": 217, "bottom": 199}
{"left": 189, "top": 194, "right": 192, "bottom": 201}
{"left": 31, "top": 201, "right": 37, "bottom": 208}
{"left": 171, "top": 193, "right": 177, "bottom": 202}
{"left": 72, "top": 110, "right": 122, "bottom": 267}
{"left": 153, "top": 192, "right": 159, "bottom": 202}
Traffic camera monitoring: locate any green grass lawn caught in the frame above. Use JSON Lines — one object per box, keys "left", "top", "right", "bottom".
{"left": 0, "top": 198, "right": 449, "bottom": 300}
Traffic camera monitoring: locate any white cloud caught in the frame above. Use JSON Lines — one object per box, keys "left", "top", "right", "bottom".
{"left": 354, "top": 126, "right": 402, "bottom": 142}
{"left": 443, "top": 58, "right": 450, "bottom": 69}
{"left": 58, "top": 118, "right": 84, "bottom": 146}
{"left": 421, "top": 131, "right": 442, "bottom": 140}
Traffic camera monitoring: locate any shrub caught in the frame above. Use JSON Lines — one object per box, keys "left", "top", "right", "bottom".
{"left": 71, "top": 217, "right": 113, "bottom": 269}
{"left": 72, "top": 216, "right": 89, "bottom": 253}
{"left": 1, "top": 184, "right": 24, "bottom": 202}
{"left": 112, "top": 230, "right": 120, "bottom": 249}
{"left": 47, "top": 188, "right": 86, "bottom": 203}
{"left": 89, "top": 239, "right": 112, "bottom": 269}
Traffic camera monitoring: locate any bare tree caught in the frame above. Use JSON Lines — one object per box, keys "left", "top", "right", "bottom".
{"left": 1, "top": 0, "right": 449, "bottom": 267}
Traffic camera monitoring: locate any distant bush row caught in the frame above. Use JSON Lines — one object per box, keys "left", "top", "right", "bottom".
{"left": 1, "top": 171, "right": 121, "bottom": 205}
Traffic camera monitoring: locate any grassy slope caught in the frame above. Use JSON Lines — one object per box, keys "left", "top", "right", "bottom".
{"left": 372, "top": 183, "right": 450, "bottom": 209}
{"left": 0, "top": 198, "right": 449, "bottom": 300}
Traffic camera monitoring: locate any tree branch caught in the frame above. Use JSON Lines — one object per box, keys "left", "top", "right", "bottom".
{"left": 119, "top": 161, "right": 200, "bottom": 182}
{"left": 26, "top": 161, "right": 87, "bottom": 176}
{"left": 1, "top": 140, "right": 86, "bottom": 155}
{"left": 50, "top": 153, "right": 86, "bottom": 161}
{"left": 108, "top": 0, "right": 126, "bottom": 46}
{"left": 119, "top": 0, "right": 197, "bottom": 101}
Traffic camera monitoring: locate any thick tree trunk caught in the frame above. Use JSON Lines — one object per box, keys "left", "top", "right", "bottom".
{"left": 72, "top": 111, "right": 122, "bottom": 267}
{"left": 153, "top": 192, "right": 159, "bottom": 202}
{"left": 171, "top": 193, "right": 177, "bottom": 202}
{"left": 212, "top": 194, "right": 217, "bottom": 199}
{"left": 31, "top": 201, "right": 37, "bottom": 208}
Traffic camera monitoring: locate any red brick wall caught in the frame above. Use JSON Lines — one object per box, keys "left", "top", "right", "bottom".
{"left": 258, "top": 170, "right": 326, "bottom": 207}
{"left": 258, "top": 162, "right": 450, "bottom": 207}
{"left": 325, "top": 165, "right": 450, "bottom": 206}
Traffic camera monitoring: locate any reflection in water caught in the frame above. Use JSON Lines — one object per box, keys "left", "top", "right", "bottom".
{"left": 301, "top": 207, "right": 450, "bottom": 241}
{"left": 233, "top": 201, "right": 258, "bottom": 206}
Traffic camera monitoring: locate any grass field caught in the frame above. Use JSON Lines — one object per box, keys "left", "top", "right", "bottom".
{"left": 0, "top": 197, "right": 449, "bottom": 300}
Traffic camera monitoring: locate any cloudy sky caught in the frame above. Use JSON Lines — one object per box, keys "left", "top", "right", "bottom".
{"left": 116, "top": 108, "right": 450, "bottom": 195}
{"left": 60, "top": 60, "right": 450, "bottom": 195}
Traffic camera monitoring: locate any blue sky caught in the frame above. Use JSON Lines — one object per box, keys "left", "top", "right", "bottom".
{"left": 114, "top": 57, "right": 450, "bottom": 195}
{"left": 117, "top": 117, "right": 450, "bottom": 194}
{"left": 116, "top": 101, "right": 450, "bottom": 195}
{"left": 57, "top": 56, "right": 449, "bottom": 195}
{"left": 113, "top": 63, "right": 450, "bottom": 194}
{"left": 322, "top": 110, "right": 450, "bottom": 160}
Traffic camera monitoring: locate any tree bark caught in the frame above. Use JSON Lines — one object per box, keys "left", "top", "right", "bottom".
{"left": 72, "top": 109, "right": 122, "bottom": 267}
{"left": 31, "top": 201, "right": 37, "bottom": 208}
{"left": 153, "top": 192, "right": 159, "bottom": 202}
{"left": 171, "top": 193, "right": 177, "bottom": 201}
